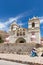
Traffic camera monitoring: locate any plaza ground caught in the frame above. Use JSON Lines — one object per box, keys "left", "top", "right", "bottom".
{"left": 0, "top": 53, "right": 43, "bottom": 65}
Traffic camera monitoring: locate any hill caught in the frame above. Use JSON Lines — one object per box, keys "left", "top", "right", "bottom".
{"left": 0, "top": 30, "right": 9, "bottom": 41}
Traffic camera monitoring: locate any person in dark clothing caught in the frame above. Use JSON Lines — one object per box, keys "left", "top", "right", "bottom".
{"left": 41, "top": 53, "right": 43, "bottom": 57}
{"left": 30, "top": 48, "right": 38, "bottom": 57}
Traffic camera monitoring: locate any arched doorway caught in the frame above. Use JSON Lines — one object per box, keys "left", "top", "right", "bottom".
{"left": 16, "top": 37, "right": 26, "bottom": 43}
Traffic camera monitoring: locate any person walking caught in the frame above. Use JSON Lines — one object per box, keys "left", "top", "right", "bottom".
{"left": 30, "top": 48, "right": 38, "bottom": 57}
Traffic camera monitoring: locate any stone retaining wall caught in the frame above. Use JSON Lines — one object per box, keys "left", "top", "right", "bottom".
{"left": 0, "top": 43, "right": 36, "bottom": 54}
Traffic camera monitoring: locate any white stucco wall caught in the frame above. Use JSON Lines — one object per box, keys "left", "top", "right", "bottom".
{"left": 9, "top": 17, "right": 40, "bottom": 44}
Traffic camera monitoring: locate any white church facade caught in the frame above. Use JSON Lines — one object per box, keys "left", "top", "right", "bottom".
{"left": 8, "top": 17, "right": 41, "bottom": 44}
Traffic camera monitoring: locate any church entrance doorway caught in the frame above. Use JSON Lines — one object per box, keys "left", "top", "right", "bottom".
{"left": 16, "top": 37, "right": 26, "bottom": 43}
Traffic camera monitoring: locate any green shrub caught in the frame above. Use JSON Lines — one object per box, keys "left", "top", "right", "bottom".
{"left": 0, "top": 37, "right": 4, "bottom": 43}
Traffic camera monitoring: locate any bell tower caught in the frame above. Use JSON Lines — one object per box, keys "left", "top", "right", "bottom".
{"left": 28, "top": 17, "right": 40, "bottom": 44}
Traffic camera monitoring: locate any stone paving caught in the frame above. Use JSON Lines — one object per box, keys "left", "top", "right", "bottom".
{"left": 0, "top": 54, "right": 43, "bottom": 65}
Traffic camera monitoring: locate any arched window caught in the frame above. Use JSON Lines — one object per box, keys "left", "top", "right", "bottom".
{"left": 32, "top": 22, "right": 35, "bottom": 27}
{"left": 23, "top": 29, "right": 25, "bottom": 31}
{"left": 23, "top": 32, "right": 25, "bottom": 35}
{"left": 11, "top": 25, "right": 13, "bottom": 30}
{"left": 20, "top": 32, "right": 22, "bottom": 36}
{"left": 17, "top": 33, "right": 19, "bottom": 36}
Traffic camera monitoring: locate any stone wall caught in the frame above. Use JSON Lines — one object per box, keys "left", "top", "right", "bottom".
{"left": 0, "top": 43, "right": 36, "bottom": 54}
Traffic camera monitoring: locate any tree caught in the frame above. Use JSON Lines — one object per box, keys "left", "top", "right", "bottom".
{"left": 0, "top": 36, "right": 4, "bottom": 43}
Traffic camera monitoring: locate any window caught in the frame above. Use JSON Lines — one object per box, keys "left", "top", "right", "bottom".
{"left": 23, "top": 29, "right": 25, "bottom": 31}
{"left": 23, "top": 32, "right": 25, "bottom": 35}
{"left": 17, "top": 33, "right": 19, "bottom": 36}
{"left": 32, "top": 22, "right": 35, "bottom": 27}
{"left": 20, "top": 32, "right": 22, "bottom": 36}
{"left": 11, "top": 25, "right": 13, "bottom": 30}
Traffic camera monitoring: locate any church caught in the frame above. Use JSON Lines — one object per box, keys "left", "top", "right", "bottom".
{"left": 8, "top": 17, "right": 41, "bottom": 44}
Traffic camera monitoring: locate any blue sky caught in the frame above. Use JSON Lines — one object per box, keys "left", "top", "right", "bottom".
{"left": 0, "top": 0, "right": 43, "bottom": 37}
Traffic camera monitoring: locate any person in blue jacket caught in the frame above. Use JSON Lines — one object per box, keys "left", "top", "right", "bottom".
{"left": 30, "top": 48, "right": 38, "bottom": 57}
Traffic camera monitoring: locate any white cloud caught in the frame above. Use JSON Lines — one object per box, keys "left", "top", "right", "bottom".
{"left": 1, "top": 13, "right": 43, "bottom": 32}
{"left": 40, "top": 19, "right": 43, "bottom": 23}
{"left": 5, "top": 14, "right": 23, "bottom": 26}
{"left": 39, "top": 17, "right": 43, "bottom": 23}
{"left": 0, "top": 14, "right": 23, "bottom": 31}
{"left": 0, "top": 10, "right": 33, "bottom": 31}
{"left": 0, "top": 22, "right": 5, "bottom": 29}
